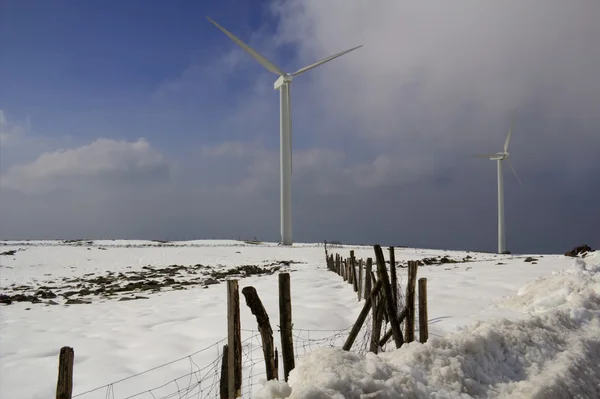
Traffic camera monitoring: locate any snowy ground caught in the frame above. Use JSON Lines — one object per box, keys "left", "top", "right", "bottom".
{"left": 0, "top": 240, "right": 598, "bottom": 398}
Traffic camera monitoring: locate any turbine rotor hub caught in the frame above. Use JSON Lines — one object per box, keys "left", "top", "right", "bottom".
{"left": 274, "top": 74, "right": 293, "bottom": 90}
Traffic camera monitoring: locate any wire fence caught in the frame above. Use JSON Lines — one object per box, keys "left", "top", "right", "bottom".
{"left": 69, "top": 323, "right": 377, "bottom": 399}
{"left": 64, "top": 247, "right": 408, "bottom": 399}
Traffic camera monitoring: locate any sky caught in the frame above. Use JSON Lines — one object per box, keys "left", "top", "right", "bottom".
{"left": 1, "top": 0, "right": 599, "bottom": 253}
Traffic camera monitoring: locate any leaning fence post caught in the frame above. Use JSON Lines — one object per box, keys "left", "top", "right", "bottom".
{"left": 56, "top": 346, "right": 74, "bottom": 399}
{"left": 374, "top": 245, "right": 404, "bottom": 348}
{"left": 405, "top": 261, "right": 418, "bottom": 343}
{"left": 418, "top": 277, "right": 429, "bottom": 343}
{"left": 242, "top": 286, "right": 277, "bottom": 380}
{"left": 227, "top": 280, "right": 242, "bottom": 398}
{"left": 279, "top": 273, "right": 295, "bottom": 381}
{"left": 343, "top": 280, "right": 383, "bottom": 351}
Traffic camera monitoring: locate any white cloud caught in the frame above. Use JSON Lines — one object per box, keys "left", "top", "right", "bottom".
{"left": 271, "top": 0, "right": 600, "bottom": 145}
{"left": 0, "top": 109, "right": 28, "bottom": 147}
{"left": 1, "top": 138, "right": 170, "bottom": 195}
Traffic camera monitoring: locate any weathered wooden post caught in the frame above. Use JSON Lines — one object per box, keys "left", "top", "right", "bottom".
{"left": 418, "top": 278, "right": 429, "bottom": 343}
{"left": 369, "top": 291, "right": 385, "bottom": 353}
{"left": 351, "top": 251, "right": 358, "bottom": 293}
{"left": 56, "top": 346, "right": 74, "bottom": 399}
{"left": 219, "top": 345, "right": 228, "bottom": 399}
{"left": 374, "top": 245, "right": 404, "bottom": 348}
{"left": 388, "top": 246, "right": 398, "bottom": 311}
{"left": 358, "top": 259, "right": 364, "bottom": 300}
{"left": 242, "top": 286, "right": 277, "bottom": 380}
{"left": 279, "top": 273, "right": 295, "bottom": 381}
{"left": 365, "top": 258, "right": 372, "bottom": 302}
{"left": 405, "top": 261, "right": 418, "bottom": 343}
{"left": 343, "top": 280, "right": 383, "bottom": 351}
{"left": 227, "top": 280, "right": 242, "bottom": 398}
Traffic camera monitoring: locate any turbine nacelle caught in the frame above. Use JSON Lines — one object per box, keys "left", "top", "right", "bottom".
{"left": 274, "top": 74, "right": 294, "bottom": 90}
{"left": 490, "top": 152, "right": 509, "bottom": 161}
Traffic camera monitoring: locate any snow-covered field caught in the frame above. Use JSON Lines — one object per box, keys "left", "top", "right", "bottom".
{"left": 1, "top": 240, "right": 598, "bottom": 398}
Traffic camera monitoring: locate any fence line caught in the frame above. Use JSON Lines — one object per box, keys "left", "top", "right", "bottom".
{"left": 55, "top": 243, "right": 428, "bottom": 399}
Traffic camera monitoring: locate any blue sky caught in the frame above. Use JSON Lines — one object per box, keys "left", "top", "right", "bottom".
{"left": 1, "top": 0, "right": 283, "bottom": 148}
{"left": 1, "top": 0, "right": 599, "bottom": 253}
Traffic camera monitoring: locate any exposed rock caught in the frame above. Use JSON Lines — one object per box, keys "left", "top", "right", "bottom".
{"left": 65, "top": 298, "right": 90, "bottom": 305}
{"left": 565, "top": 244, "right": 593, "bottom": 257}
{"left": 1, "top": 260, "right": 289, "bottom": 306}
{"left": 1, "top": 250, "right": 17, "bottom": 256}
{"left": 36, "top": 290, "right": 57, "bottom": 299}
{"left": 118, "top": 296, "right": 148, "bottom": 301}
{"left": 524, "top": 257, "right": 537, "bottom": 263}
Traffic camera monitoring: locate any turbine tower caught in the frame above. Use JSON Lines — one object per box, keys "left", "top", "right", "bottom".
{"left": 208, "top": 17, "right": 362, "bottom": 246}
{"left": 473, "top": 115, "right": 523, "bottom": 254}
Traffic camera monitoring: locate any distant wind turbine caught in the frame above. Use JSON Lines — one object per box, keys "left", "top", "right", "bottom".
{"left": 207, "top": 17, "right": 362, "bottom": 246}
{"left": 473, "top": 114, "right": 523, "bottom": 254}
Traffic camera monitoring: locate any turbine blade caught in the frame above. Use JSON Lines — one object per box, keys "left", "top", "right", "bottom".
{"left": 506, "top": 158, "right": 523, "bottom": 188}
{"left": 291, "top": 45, "right": 363, "bottom": 77}
{"left": 472, "top": 153, "right": 498, "bottom": 159}
{"left": 207, "top": 17, "right": 286, "bottom": 76}
{"left": 504, "top": 112, "right": 516, "bottom": 153}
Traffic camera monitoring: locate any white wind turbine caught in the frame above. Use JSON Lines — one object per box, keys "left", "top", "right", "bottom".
{"left": 473, "top": 115, "right": 523, "bottom": 254}
{"left": 207, "top": 17, "right": 362, "bottom": 246}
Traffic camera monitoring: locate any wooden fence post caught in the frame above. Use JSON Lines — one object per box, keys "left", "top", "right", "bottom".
{"left": 351, "top": 251, "right": 358, "bottom": 293}
{"left": 418, "top": 278, "right": 428, "bottom": 343}
{"left": 56, "top": 346, "right": 74, "bottom": 399}
{"left": 405, "top": 261, "right": 418, "bottom": 343}
{"left": 358, "top": 259, "right": 364, "bottom": 301}
{"left": 241, "top": 286, "right": 277, "bottom": 380}
{"left": 279, "top": 273, "right": 295, "bottom": 382}
{"left": 219, "top": 345, "right": 228, "bottom": 399}
{"left": 365, "top": 258, "right": 372, "bottom": 302}
{"left": 369, "top": 293, "right": 385, "bottom": 353}
{"left": 374, "top": 245, "right": 404, "bottom": 348}
{"left": 227, "top": 280, "right": 242, "bottom": 398}
{"left": 342, "top": 280, "right": 383, "bottom": 351}
{"left": 388, "top": 246, "right": 398, "bottom": 311}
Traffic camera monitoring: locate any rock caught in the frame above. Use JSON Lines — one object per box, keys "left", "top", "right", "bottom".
{"left": 524, "top": 257, "right": 537, "bottom": 262}
{"left": 47, "top": 300, "right": 59, "bottom": 305}
{"left": 65, "top": 298, "right": 90, "bottom": 305}
{"left": 36, "top": 290, "right": 57, "bottom": 299}
{"left": 565, "top": 244, "right": 593, "bottom": 257}
{"left": 118, "top": 296, "right": 148, "bottom": 301}
{"left": 204, "top": 278, "right": 219, "bottom": 286}
{"left": 1, "top": 250, "right": 17, "bottom": 256}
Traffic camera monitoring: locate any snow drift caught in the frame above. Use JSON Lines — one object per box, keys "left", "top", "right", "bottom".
{"left": 256, "top": 255, "right": 600, "bottom": 399}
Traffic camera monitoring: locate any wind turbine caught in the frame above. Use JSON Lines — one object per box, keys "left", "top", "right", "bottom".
{"left": 473, "top": 115, "right": 523, "bottom": 254}
{"left": 207, "top": 17, "right": 362, "bottom": 246}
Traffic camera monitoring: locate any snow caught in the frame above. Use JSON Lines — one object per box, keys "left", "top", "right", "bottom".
{"left": 1, "top": 240, "right": 598, "bottom": 398}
